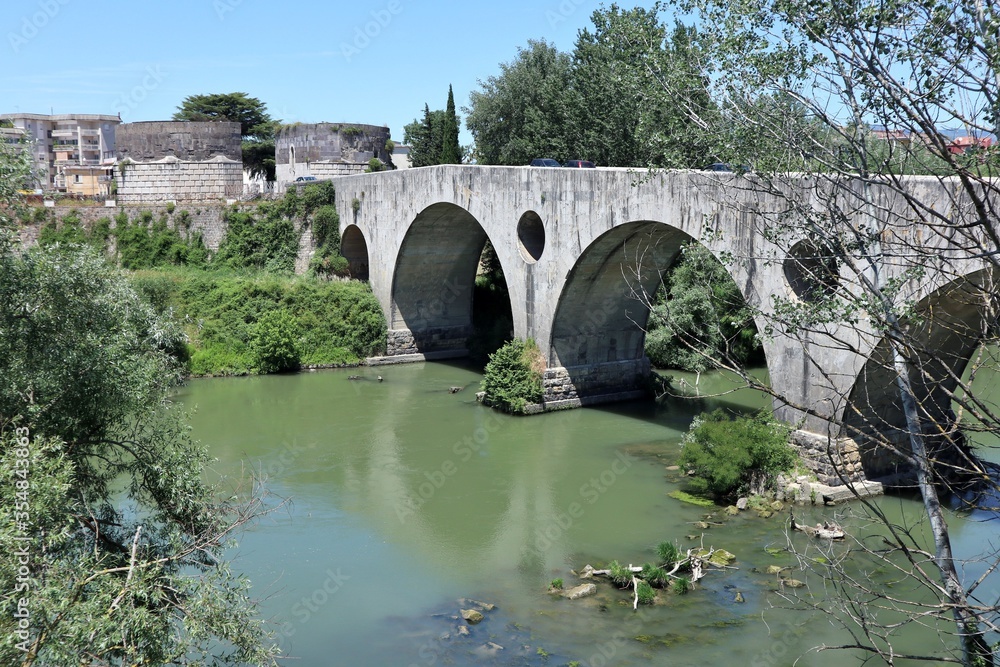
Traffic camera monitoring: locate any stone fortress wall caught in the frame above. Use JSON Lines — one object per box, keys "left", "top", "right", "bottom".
{"left": 275, "top": 123, "right": 392, "bottom": 183}
{"left": 115, "top": 121, "right": 243, "bottom": 203}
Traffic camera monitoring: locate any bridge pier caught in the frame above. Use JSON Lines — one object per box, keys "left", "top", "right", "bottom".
{"left": 540, "top": 358, "right": 652, "bottom": 409}
{"left": 385, "top": 326, "right": 473, "bottom": 357}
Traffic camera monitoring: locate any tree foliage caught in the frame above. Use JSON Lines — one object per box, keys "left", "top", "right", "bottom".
{"left": 679, "top": 410, "right": 796, "bottom": 500}
{"left": 440, "top": 85, "right": 462, "bottom": 165}
{"left": 251, "top": 308, "right": 301, "bottom": 373}
{"left": 0, "top": 240, "right": 278, "bottom": 665}
{"left": 403, "top": 85, "right": 463, "bottom": 166}
{"left": 465, "top": 7, "right": 715, "bottom": 167}
{"left": 646, "top": 244, "right": 760, "bottom": 372}
{"left": 481, "top": 338, "right": 544, "bottom": 414}
{"left": 466, "top": 40, "right": 576, "bottom": 166}
{"left": 173, "top": 92, "right": 278, "bottom": 182}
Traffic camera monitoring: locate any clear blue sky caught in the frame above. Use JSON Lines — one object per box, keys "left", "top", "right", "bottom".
{"left": 1, "top": 0, "right": 647, "bottom": 146}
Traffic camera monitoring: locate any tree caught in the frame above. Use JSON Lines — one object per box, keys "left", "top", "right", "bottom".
{"left": 646, "top": 243, "right": 761, "bottom": 372}
{"left": 466, "top": 9, "right": 715, "bottom": 167}
{"left": 631, "top": 0, "right": 1000, "bottom": 663}
{"left": 0, "top": 155, "right": 279, "bottom": 665}
{"left": 466, "top": 40, "right": 576, "bottom": 165}
{"left": 403, "top": 86, "right": 464, "bottom": 167}
{"left": 173, "top": 92, "right": 278, "bottom": 182}
{"left": 440, "top": 85, "right": 462, "bottom": 164}
{"left": 403, "top": 104, "right": 445, "bottom": 167}
{"left": 173, "top": 92, "right": 274, "bottom": 138}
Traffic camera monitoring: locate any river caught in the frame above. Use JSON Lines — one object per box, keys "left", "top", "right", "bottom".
{"left": 175, "top": 361, "right": 999, "bottom": 666}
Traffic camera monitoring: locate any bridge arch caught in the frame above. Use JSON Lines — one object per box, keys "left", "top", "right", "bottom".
{"left": 387, "top": 202, "right": 512, "bottom": 357}
{"left": 843, "top": 268, "right": 1000, "bottom": 480}
{"left": 341, "top": 224, "right": 369, "bottom": 281}
{"left": 547, "top": 219, "right": 756, "bottom": 400}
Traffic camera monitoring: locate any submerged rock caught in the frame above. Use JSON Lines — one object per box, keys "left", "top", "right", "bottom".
{"left": 461, "top": 609, "right": 484, "bottom": 625}
{"left": 563, "top": 583, "right": 597, "bottom": 600}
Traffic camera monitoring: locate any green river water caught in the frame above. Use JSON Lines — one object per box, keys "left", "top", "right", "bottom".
{"left": 175, "top": 361, "right": 1000, "bottom": 667}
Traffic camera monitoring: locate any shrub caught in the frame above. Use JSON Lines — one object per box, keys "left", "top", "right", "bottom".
{"left": 656, "top": 540, "right": 681, "bottom": 566}
{"left": 672, "top": 577, "right": 690, "bottom": 595}
{"left": 607, "top": 560, "right": 634, "bottom": 587}
{"left": 251, "top": 309, "right": 301, "bottom": 373}
{"left": 641, "top": 563, "right": 670, "bottom": 588}
{"left": 481, "top": 338, "right": 544, "bottom": 413}
{"left": 300, "top": 180, "right": 336, "bottom": 217}
{"left": 215, "top": 207, "right": 299, "bottom": 272}
{"left": 679, "top": 409, "right": 796, "bottom": 500}
{"left": 636, "top": 580, "right": 656, "bottom": 605}
{"left": 312, "top": 205, "right": 340, "bottom": 251}
{"left": 550, "top": 578, "right": 563, "bottom": 590}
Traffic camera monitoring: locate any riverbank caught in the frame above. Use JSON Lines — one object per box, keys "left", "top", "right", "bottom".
{"left": 130, "top": 268, "right": 386, "bottom": 376}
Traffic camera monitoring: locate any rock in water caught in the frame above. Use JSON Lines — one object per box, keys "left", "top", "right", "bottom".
{"left": 461, "top": 609, "right": 484, "bottom": 625}
{"left": 563, "top": 583, "right": 597, "bottom": 600}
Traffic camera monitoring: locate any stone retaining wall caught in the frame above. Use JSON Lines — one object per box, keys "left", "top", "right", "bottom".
{"left": 117, "top": 157, "right": 243, "bottom": 203}
{"left": 19, "top": 204, "right": 230, "bottom": 252}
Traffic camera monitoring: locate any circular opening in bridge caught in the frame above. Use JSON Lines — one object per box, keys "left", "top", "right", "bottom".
{"left": 517, "top": 210, "right": 545, "bottom": 263}
{"left": 341, "top": 224, "right": 370, "bottom": 281}
{"left": 784, "top": 240, "right": 839, "bottom": 302}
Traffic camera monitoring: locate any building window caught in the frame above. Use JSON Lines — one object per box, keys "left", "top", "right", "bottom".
{"left": 74, "top": 175, "right": 81, "bottom": 183}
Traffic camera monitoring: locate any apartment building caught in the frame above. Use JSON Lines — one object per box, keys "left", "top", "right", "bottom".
{"left": 0, "top": 113, "right": 120, "bottom": 194}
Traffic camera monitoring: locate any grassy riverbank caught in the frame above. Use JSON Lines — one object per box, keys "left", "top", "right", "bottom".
{"left": 130, "top": 268, "right": 386, "bottom": 376}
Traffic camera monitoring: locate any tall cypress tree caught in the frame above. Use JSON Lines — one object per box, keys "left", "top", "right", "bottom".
{"left": 440, "top": 85, "right": 462, "bottom": 164}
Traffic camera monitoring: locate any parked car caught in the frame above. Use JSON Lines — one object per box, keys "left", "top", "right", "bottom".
{"left": 703, "top": 163, "right": 752, "bottom": 173}
{"left": 295, "top": 175, "right": 317, "bottom": 182}
{"left": 563, "top": 159, "right": 596, "bottom": 168}
{"left": 529, "top": 158, "right": 561, "bottom": 167}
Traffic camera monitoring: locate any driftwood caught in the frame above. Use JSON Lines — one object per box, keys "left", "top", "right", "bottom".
{"left": 791, "top": 514, "right": 846, "bottom": 540}
{"left": 581, "top": 546, "right": 731, "bottom": 589}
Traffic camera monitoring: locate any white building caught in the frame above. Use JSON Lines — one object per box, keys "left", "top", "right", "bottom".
{"left": 0, "top": 113, "right": 120, "bottom": 191}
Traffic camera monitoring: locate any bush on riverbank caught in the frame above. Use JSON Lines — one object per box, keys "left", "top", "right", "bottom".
{"left": 481, "top": 338, "right": 544, "bottom": 413}
{"left": 679, "top": 409, "right": 795, "bottom": 500}
{"left": 130, "top": 269, "right": 386, "bottom": 375}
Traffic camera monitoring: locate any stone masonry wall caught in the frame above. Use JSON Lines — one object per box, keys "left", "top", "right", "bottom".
{"left": 20, "top": 204, "right": 230, "bottom": 252}
{"left": 117, "top": 121, "right": 242, "bottom": 162}
{"left": 117, "top": 158, "right": 243, "bottom": 203}
{"left": 790, "top": 430, "right": 865, "bottom": 487}
{"left": 543, "top": 358, "right": 652, "bottom": 401}
{"left": 386, "top": 326, "right": 472, "bottom": 356}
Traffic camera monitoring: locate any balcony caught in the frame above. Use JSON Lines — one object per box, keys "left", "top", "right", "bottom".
{"left": 79, "top": 143, "right": 101, "bottom": 152}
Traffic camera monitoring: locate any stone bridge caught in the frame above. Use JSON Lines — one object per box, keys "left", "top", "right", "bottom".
{"left": 332, "top": 165, "right": 997, "bottom": 486}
